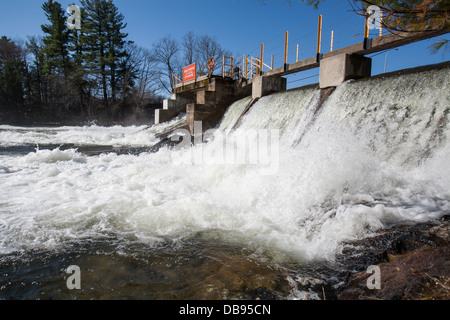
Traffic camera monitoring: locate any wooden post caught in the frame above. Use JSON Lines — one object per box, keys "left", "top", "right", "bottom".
{"left": 171, "top": 72, "right": 174, "bottom": 90}
{"left": 330, "top": 30, "right": 334, "bottom": 52}
{"left": 231, "top": 56, "right": 234, "bottom": 78}
{"left": 317, "top": 15, "right": 322, "bottom": 55}
{"left": 231, "top": 57, "right": 234, "bottom": 79}
{"left": 364, "top": 13, "right": 370, "bottom": 40}
{"left": 379, "top": 11, "right": 383, "bottom": 37}
{"left": 364, "top": 12, "right": 370, "bottom": 49}
{"left": 242, "top": 55, "right": 245, "bottom": 79}
{"left": 256, "top": 57, "right": 260, "bottom": 75}
{"left": 284, "top": 31, "right": 288, "bottom": 65}
{"left": 296, "top": 44, "right": 299, "bottom": 62}
{"left": 260, "top": 43, "right": 264, "bottom": 73}
{"left": 222, "top": 56, "right": 225, "bottom": 78}
{"left": 246, "top": 56, "right": 249, "bottom": 80}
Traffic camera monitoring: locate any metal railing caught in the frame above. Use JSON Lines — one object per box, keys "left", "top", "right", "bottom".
{"left": 172, "top": 4, "right": 388, "bottom": 90}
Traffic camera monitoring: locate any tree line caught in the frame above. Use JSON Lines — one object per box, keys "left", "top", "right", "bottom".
{"left": 0, "top": 0, "right": 232, "bottom": 126}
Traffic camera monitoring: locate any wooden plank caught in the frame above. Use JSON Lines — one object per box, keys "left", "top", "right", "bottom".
{"left": 355, "top": 29, "right": 449, "bottom": 55}
{"left": 317, "top": 15, "right": 322, "bottom": 55}
{"left": 379, "top": 12, "right": 383, "bottom": 37}
{"left": 261, "top": 43, "right": 264, "bottom": 72}
{"left": 330, "top": 31, "right": 334, "bottom": 52}
{"left": 364, "top": 13, "right": 370, "bottom": 39}
{"left": 284, "top": 31, "right": 289, "bottom": 64}
{"left": 264, "top": 56, "right": 319, "bottom": 77}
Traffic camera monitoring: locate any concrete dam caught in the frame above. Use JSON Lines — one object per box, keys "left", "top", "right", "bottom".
{"left": 143, "top": 60, "right": 450, "bottom": 274}
{"left": 154, "top": 28, "right": 448, "bottom": 135}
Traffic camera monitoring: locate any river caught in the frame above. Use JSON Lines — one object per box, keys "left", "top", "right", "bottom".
{"left": 0, "top": 64, "right": 449, "bottom": 300}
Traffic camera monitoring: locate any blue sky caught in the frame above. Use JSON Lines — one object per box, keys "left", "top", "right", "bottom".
{"left": 1, "top": 0, "right": 448, "bottom": 88}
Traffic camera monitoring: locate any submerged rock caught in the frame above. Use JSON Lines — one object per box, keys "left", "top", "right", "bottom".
{"left": 336, "top": 217, "right": 450, "bottom": 300}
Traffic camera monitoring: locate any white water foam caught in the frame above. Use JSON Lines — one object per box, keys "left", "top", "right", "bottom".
{"left": 0, "top": 67, "right": 448, "bottom": 265}
{"left": 0, "top": 114, "right": 186, "bottom": 148}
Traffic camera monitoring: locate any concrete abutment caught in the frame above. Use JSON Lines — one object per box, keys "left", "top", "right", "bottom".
{"left": 155, "top": 77, "right": 252, "bottom": 133}
{"left": 155, "top": 92, "right": 194, "bottom": 124}
{"left": 252, "top": 75, "right": 287, "bottom": 99}
{"left": 319, "top": 53, "right": 372, "bottom": 89}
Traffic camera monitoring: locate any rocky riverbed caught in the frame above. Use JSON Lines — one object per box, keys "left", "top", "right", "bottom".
{"left": 335, "top": 215, "right": 450, "bottom": 300}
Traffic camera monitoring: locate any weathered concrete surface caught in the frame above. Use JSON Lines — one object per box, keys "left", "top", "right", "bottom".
{"left": 252, "top": 75, "right": 287, "bottom": 99}
{"left": 155, "top": 92, "right": 194, "bottom": 124}
{"left": 263, "top": 56, "right": 319, "bottom": 78}
{"left": 319, "top": 54, "right": 372, "bottom": 89}
{"left": 155, "top": 108, "right": 180, "bottom": 125}
{"left": 196, "top": 90, "right": 216, "bottom": 105}
{"left": 182, "top": 77, "right": 252, "bottom": 133}
{"left": 337, "top": 29, "right": 449, "bottom": 57}
{"left": 173, "top": 75, "right": 211, "bottom": 94}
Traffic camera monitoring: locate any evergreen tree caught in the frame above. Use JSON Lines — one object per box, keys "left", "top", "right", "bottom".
{"left": 2, "top": 0, "right": 157, "bottom": 125}
{"left": 350, "top": 0, "right": 449, "bottom": 32}
{"left": 67, "top": 6, "right": 92, "bottom": 119}
{"left": 40, "top": 0, "right": 73, "bottom": 120}
{"left": 79, "top": 0, "right": 131, "bottom": 120}
{"left": 26, "top": 37, "right": 46, "bottom": 108}
{"left": 0, "top": 36, "right": 27, "bottom": 121}
{"left": 106, "top": 2, "right": 130, "bottom": 102}
{"left": 80, "top": 0, "right": 110, "bottom": 114}
{"left": 41, "top": 0, "right": 71, "bottom": 74}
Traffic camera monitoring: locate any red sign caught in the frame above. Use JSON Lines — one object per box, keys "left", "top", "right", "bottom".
{"left": 183, "top": 63, "right": 196, "bottom": 82}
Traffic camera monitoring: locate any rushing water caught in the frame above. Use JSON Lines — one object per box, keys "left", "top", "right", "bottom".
{"left": 0, "top": 65, "right": 449, "bottom": 300}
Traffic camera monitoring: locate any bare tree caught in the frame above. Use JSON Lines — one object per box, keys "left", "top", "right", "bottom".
{"left": 182, "top": 31, "right": 197, "bottom": 66}
{"left": 180, "top": 32, "right": 233, "bottom": 74}
{"left": 152, "top": 32, "right": 234, "bottom": 95}
{"left": 152, "top": 35, "right": 180, "bottom": 94}
{"left": 195, "top": 34, "right": 233, "bottom": 74}
{"left": 128, "top": 45, "right": 159, "bottom": 105}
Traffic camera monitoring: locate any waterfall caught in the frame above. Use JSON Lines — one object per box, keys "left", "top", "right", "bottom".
{"left": 204, "top": 63, "right": 450, "bottom": 260}
{"left": 0, "top": 63, "right": 448, "bottom": 264}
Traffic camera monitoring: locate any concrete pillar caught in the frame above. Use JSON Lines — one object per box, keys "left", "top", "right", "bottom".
{"left": 186, "top": 103, "right": 219, "bottom": 134}
{"left": 319, "top": 53, "right": 371, "bottom": 89}
{"left": 155, "top": 93, "right": 193, "bottom": 124}
{"left": 162, "top": 77, "right": 252, "bottom": 132}
{"left": 252, "top": 75, "right": 287, "bottom": 99}
{"left": 196, "top": 90, "right": 216, "bottom": 105}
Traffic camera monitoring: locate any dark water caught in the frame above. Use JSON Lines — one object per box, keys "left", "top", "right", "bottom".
{"left": 0, "top": 236, "right": 305, "bottom": 300}
{"left": 3, "top": 221, "right": 444, "bottom": 300}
